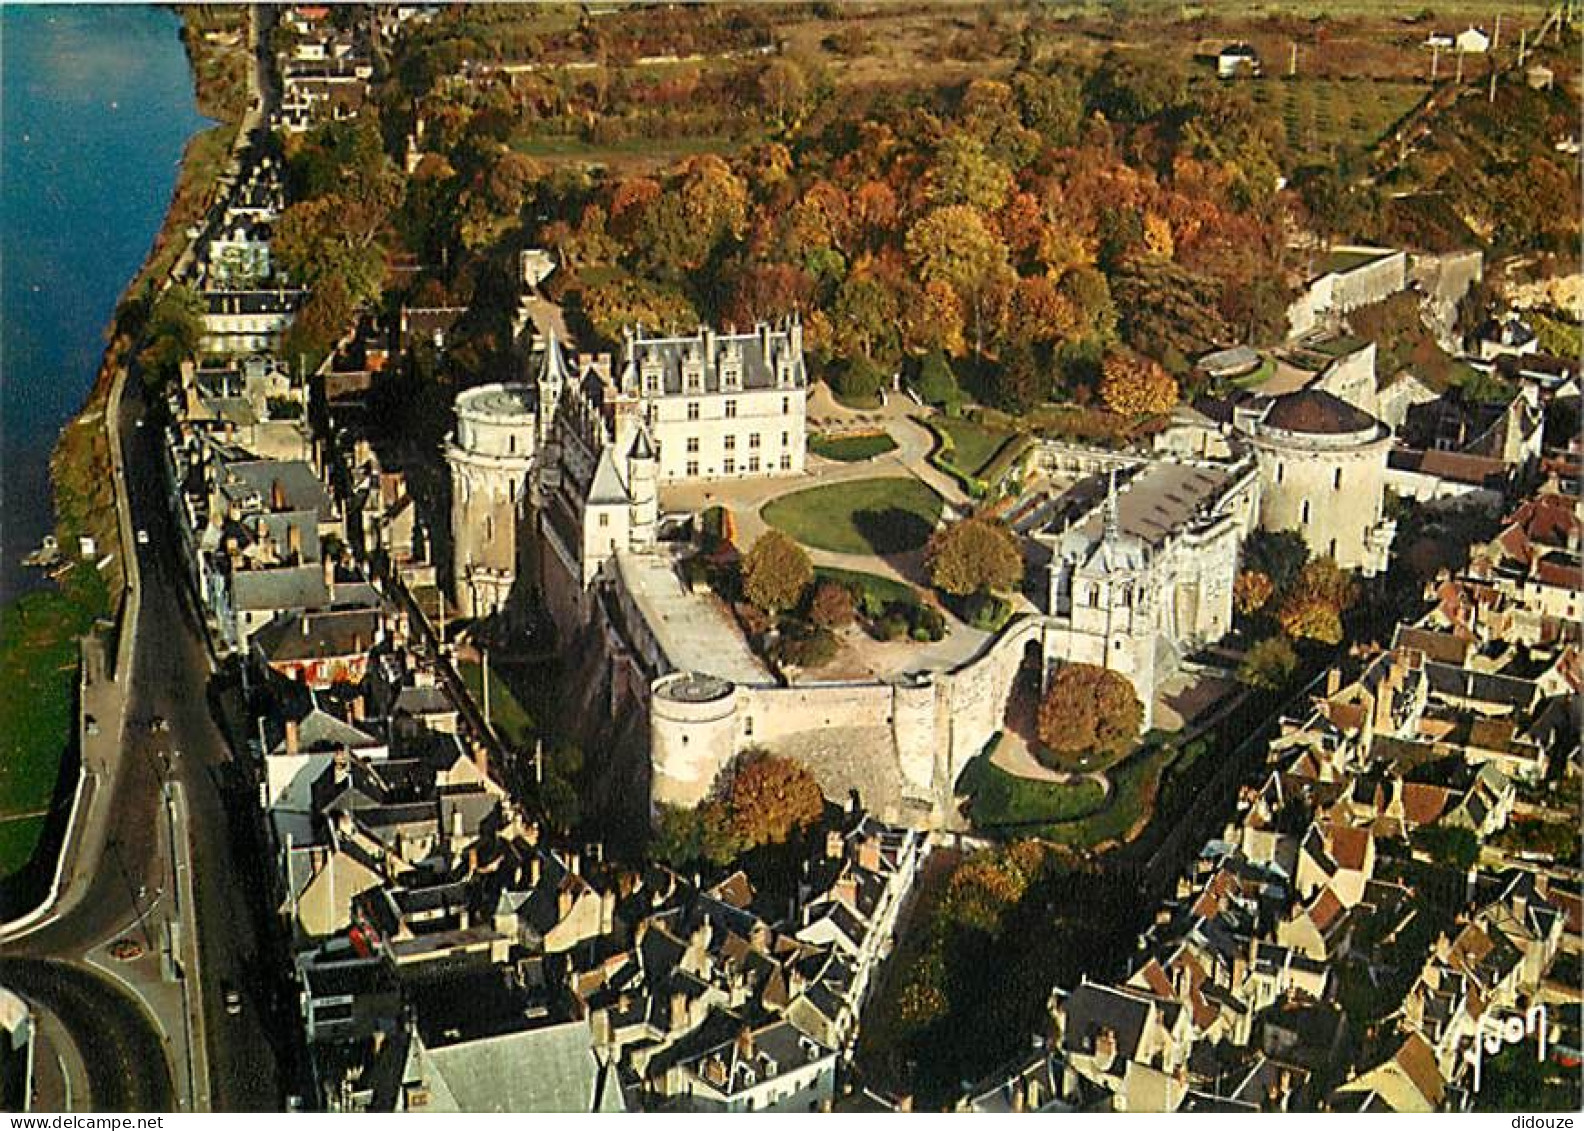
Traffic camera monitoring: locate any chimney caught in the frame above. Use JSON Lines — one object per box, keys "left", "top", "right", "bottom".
{"left": 1326, "top": 667, "right": 1343, "bottom": 697}
{"left": 669, "top": 991, "right": 689, "bottom": 1033}
{"left": 450, "top": 804, "right": 464, "bottom": 842}
{"left": 1011, "top": 1084, "right": 1026, "bottom": 1113}
{"left": 333, "top": 746, "right": 350, "bottom": 783}
{"left": 351, "top": 694, "right": 365, "bottom": 722}
{"left": 600, "top": 889, "right": 616, "bottom": 934}
{"left": 857, "top": 837, "right": 881, "bottom": 874}
{"left": 1026, "top": 1075, "right": 1041, "bottom": 1110}
{"left": 736, "top": 1024, "right": 755, "bottom": 1060}
{"left": 896, "top": 1095, "right": 913, "bottom": 1113}
{"left": 323, "top": 555, "right": 336, "bottom": 602}
{"left": 285, "top": 717, "right": 300, "bottom": 755}
{"left": 271, "top": 479, "right": 287, "bottom": 510}
{"left": 287, "top": 521, "right": 303, "bottom": 560}
{"left": 529, "top": 854, "right": 542, "bottom": 888}
{"left": 825, "top": 829, "right": 843, "bottom": 860}
{"left": 557, "top": 886, "right": 574, "bottom": 920}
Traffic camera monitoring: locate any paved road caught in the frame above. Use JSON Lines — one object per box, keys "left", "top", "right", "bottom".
{"left": 0, "top": 959, "right": 175, "bottom": 1112}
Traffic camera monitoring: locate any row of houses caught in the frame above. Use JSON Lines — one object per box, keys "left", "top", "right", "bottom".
{"left": 954, "top": 470, "right": 1582, "bottom": 1113}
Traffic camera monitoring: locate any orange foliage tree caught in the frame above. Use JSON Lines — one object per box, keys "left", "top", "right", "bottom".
{"left": 1098, "top": 352, "right": 1178, "bottom": 416}
{"left": 1035, "top": 663, "right": 1142, "bottom": 772}
{"left": 726, "top": 752, "right": 824, "bottom": 847}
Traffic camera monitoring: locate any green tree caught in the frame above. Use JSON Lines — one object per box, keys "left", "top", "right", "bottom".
{"left": 273, "top": 194, "right": 387, "bottom": 305}
{"left": 991, "top": 340, "right": 1043, "bottom": 413}
{"left": 138, "top": 284, "right": 206, "bottom": 391}
{"left": 927, "top": 517, "right": 1023, "bottom": 597}
{"left": 912, "top": 349, "right": 963, "bottom": 412}
{"left": 1013, "top": 69, "right": 1083, "bottom": 147}
{"left": 1243, "top": 530, "right": 1309, "bottom": 592}
{"left": 1237, "top": 635, "right": 1299, "bottom": 690}
{"left": 758, "top": 57, "right": 808, "bottom": 128}
{"left": 651, "top": 802, "right": 747, "bottom": 868}
{"left": 1035, "top": 663, "right": 1142, "bottom": 770}
{"left": 741, "top": 530, "right": 813, "bottom": 614}
{"left": 830, "top": 354, "right": 887, "bottom": 405}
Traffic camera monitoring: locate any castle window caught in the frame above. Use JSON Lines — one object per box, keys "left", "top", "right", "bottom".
{"left": 723, "top": 458, "right": 736, "bottom": 475}
{"left": 687, "top": 401, "right": 700, "bottom": 421}
{"left": 749, "top": 433, "right": 761, "bottom": 450}
{"left": 1275, "top": 462, "right": 1284, "bottom": 485}
{"left": 598, "top": 513, "right": 609, "bottom": 528}
{"left": 686, "top": 437, "right": 699, "bottom": 454}
{"left": 686, "top": 460, "right": 699, "bottom": 478}
{"left": 782, "top": 397, "right": 790, "bottom": 414}
{"left": 1330, "top": 538, "right": 1338, "bottom": 558}
{"left": 744, "top": 717, "right": 754, "bottom": 736}
{"left": 748, "top": 456, "right": 760, "bottom": 473}
{"left": 781, "top": 432, "right": 789, "bottom": 447}
{"left": 725, "top": 400, "right": 738, "bottom": 419}
{"left": 779, "top": 454, "right": 791, "bottom": 471}
{"left": 508, "top": 434, "right": 516, "bottom": 454}
{"left": 1301, "top": 499, "right": 1311, "bottom": 523}
{"left": 724, "top": 435, "right": 736, "bottom": 451}
{"left": 1334, "top": 467, "right": 1343, "bottom": 490}
{"left": 644, "top": 374, "right": 658, "bottom": 395}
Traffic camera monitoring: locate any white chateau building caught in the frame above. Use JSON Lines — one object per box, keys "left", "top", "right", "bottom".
{"left": 447, "top": 320, "right": 809, "bottom": 628}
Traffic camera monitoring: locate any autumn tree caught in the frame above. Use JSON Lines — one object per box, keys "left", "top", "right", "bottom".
{"left": 1233, "top": 569, "right": 1275, "bottom": 616}
{"left": 758, "top": 57, "right": 808, "bottom": 128}
{"left": 1035, "top": 663, "right": 1142, "bottom": 771}
{"left": 927, "top": 517, "right": 1023, "bottom": 597}
{"left": 1276, "top": 557, "right": 1357, "bottom": 645}
{"left": 808, "top": 580, "right": 856, "bottom": 630}
{"left": 928, "top": 132, "right": 1013, "bottom": 213}
{"left": 1099, "top": 352, "right": 1178, "bottom": 416}
{"left": 741, "top": 530, "right": 813, "bottom": 614}
{"left": 1237, "top": 635, "right": 1298, "bottom": 690}
{"left": 274, "top": 194, "right": 387, "bottom": 304}
{"left": 726, "top": 752, "right": 825, "bottom": 847}
{"left": 651, "top": 802, "right": 746, "bottom": 868}
{"left": 905, "top": 204, "right": 1013, "bottom": 356}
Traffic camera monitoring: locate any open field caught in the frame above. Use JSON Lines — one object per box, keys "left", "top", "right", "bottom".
{"left": 458, "top": 657, "right": 535, "bottom": 750}
{"left": 808, "top": 432, "right": 898, "bottom": 462}
{"left": 762, "top": 477, "right": 943, "bottom": 556}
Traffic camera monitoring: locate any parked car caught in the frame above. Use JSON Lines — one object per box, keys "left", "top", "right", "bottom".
{"left": 223, "top": 985, "right": 242, "bottom": 1016}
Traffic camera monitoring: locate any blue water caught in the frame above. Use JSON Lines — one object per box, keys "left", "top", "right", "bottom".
{"left": 1, "top": 5, "right": 209, "bottom": 603}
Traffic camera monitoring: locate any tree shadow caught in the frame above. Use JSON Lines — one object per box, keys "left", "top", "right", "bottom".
{"left": 852, "top": 506, "right": 933, "bottom": 556}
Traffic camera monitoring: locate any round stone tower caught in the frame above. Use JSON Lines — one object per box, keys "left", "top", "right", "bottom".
{"left": 446, "top": 383, "right": 538, "bottom": 619}
{"left": 1240, "top": 388, "right": 1395, "bottom": 575}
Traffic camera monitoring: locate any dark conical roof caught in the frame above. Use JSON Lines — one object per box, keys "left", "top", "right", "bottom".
{"left": 1264, "top": 389, "right": 1379, "bottom": 436}
{"left": 628, "top": 427, "right": 656, "bottom": 461}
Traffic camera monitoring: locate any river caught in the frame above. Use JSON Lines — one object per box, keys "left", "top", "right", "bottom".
{"left": 1, "top": 5, "right": 209, "bottom": 604}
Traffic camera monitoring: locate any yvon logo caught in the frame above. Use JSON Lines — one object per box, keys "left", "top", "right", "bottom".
{"left": 1463, "top": 1002, "right": 1562, "bottom": 1094}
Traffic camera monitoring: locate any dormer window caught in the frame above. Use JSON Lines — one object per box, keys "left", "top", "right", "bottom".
{"left": 683, "top": 356, "right": 705, "bottom": 394}
{"left": 721, "top": 353, "right": 742, "bottom": 391}
{"left": 641, "top": 356, "right": 664, "bottom": 396}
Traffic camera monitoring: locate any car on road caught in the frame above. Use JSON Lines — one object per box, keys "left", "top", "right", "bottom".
{"left": 149, "top": 715, "right": 169, "bottom": 733}
{"left": 136, "top": 528, "right": 150, "bottom": 546}
{"left": 85, "top": 715, "right": 99, "bottom": 736}
{"left": 223, "top": 985, "right": 243, "bottom": 1016}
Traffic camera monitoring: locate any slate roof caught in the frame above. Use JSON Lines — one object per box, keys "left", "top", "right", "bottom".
{"left": 1263, "top": 389, "right": 1380, "bottom": 436}
{"left": 413, "top": 1018, "right": 622, "bottom": 1112}
{"left": 254, "top": 607, "right": 382, "bottom": 663}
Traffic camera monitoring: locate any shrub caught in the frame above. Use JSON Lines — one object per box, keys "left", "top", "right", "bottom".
{"left": 831, "top": 354, "right": 887, "bottom": 404}
{"left": 742, "top": 530, "right": 813, "bottom": 613}
{"left": 774, "top": 624, "right": 839, "bottom": 669}
{"left": 808, "top": 580, "right": 856, "bottom": 630}
{"left": 912, "top": 348, "right": 963, "bottom": 411}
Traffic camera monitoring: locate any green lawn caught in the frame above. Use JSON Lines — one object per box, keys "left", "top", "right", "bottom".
{"left": 458, "top": 659, "right": 535, "bottom": 750}
{"left": 809, "top": 432, "right": 898, "bottom": 462}
{"left": 762, "top": 477, "right": 943, "bottom": 556}
{"left": 957, "top": 744, "right": 1108, "bottom": 830}
{"left": 937, "top": 418, "right": 1015, "bottom": 478}
{"left": 1039, "top": 741, "right": 1178, "bottom": 850}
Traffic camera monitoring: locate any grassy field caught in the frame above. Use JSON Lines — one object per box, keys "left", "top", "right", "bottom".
{"left": 1250, "top": 77, "right": 1426, "bottom": 162}
{"left": 957, "top": 745, "right": 1109, "bottom": 830}
{"left": 936, "top": 418, "right": 1015, "bottom": 478}
{"left": 809, "top": 432, "right": 898, "bottom": 462}
{"left": 762, "top": 477, "right": 943, "bottom": 556}
{"left": 0, "top": 566, "right": 106, "bottom": 878}
{"left": 1038, "top": 741, "right": 1178, "bottom": 850}
{"left": 458, "top": 658, "right": 535, "bottom": 750}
